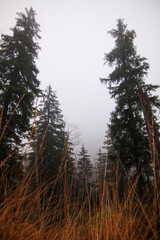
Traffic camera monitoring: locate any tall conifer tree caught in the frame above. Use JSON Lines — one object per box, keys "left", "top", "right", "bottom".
{"left": 77, "top": 144, "right": 93, "bottom": 186}
{"left": 101, "top": 19, "right": 160, "bottom": 197}
{"left": 30, "top": 85, "right": 75, "bottom": 185}
{"left": 30, "top": 85, "right": 67, "bottom": 181}
{"left": 0, "top": 8, "right": 41, "bottom": 183}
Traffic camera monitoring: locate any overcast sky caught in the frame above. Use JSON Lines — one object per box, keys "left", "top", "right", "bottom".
{"left": 0, "top": 0, "right": 160, "bottom": 159}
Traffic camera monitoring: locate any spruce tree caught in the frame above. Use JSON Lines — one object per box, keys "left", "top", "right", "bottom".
{"left": 101, "top": 19, "right": 160, "bottom": 197}
{"left": 0, "top": 8, "right": 41, "bottom": 184}
{"left": 77, "top": 144, "right": 93, "bottom": 187}
{"left": 96, "top": 148, "right": 106, "bottom": 183}
{"left": 30, "top": 85, "right": 65, "bottom": 179}
{"left": 30, "top": 85, "right": 74, "bottom": 184}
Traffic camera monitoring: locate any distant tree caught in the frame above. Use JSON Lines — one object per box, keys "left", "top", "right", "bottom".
{"left": 102, "top": 128, "right": 117, "bottom": 179}
{"left": 95, "top": 131, "right": 117, "bottom": 202}
{"left": 96, "top": 148, "right": 106, "bottom": 183}
{"left": 29, "top": 85, "right": 75, "bottom": 187}
{"left": 29, "top": 85, "right": 68, "bottom": 181}
{"left": 100, "top": 19, "right": 160, "bottom": 197}
{"left": 0, "top": 8, "right": 41, "bottom": 185}
{"left": 65, "top": 134, "right": 75, "bottom": 178}
{"left": 77, "top": 144, "right": 93, "bottom": 187}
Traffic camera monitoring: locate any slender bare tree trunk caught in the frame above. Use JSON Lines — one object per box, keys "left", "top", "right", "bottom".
{"left": 139, "top": 87, "right": 160, "bottom": 233}
{"left": 139, "top": 88, "right": 160, "bottom": 194}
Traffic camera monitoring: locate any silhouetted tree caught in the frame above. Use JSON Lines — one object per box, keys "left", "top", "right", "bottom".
{"left": 96, "top": 148, "right": 106, "bottom": 183}
{"left": 29, "top": 85, "right": 69, "bottom": 182}
{"left": 0, "top": 8, "right": 41, "bottom": 186}
{"left": 101, "top": 19, "right": 160, "bottom": 197}
{"left": 77, "top": 144, "right": 93, "bottom": 187}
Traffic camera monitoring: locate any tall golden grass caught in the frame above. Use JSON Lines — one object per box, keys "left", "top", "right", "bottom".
{"left": 0, "top": 149, "right": 159, "bottom": 239}
{"left": 0, "top": 101, "right": 159, "bottom": 240}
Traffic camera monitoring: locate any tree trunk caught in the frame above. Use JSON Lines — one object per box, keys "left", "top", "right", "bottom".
{"left": 139, "top": 87, "right": 160, "bottom": 195}
{"left": 139, "top": 87, "right": 160, "bottom": 233}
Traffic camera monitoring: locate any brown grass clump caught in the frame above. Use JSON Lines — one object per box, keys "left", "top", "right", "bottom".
{"left": 0, "top": 103, "right": 159, "bottom": 239}
{"left": 0, "top": 154, "right": 159, "bottom": 240}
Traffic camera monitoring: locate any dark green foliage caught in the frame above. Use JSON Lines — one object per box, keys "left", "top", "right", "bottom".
{"left": 101, "top": 19, "right": 160, "bottom": 197}
{"left": 29, "top": 85, "right": 74, "bottom": 182}
{"left": 100, "top": 128, "right": 117, "bottom": 181}
{"left": 77, "top": 144, "right": 93, "bottom": 186}
{"left": 96, "top": 148, "right": 106, "bottom": 182}
{"left": 0, "top": 8, "right": 41, "bottom": 184}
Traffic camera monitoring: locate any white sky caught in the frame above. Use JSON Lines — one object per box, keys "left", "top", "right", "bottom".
{"left": 0, "top": 0, "right": 160, "bottom": 159}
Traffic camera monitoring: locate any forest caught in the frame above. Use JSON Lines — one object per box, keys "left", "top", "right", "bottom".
{"left": 0, "top": 7, "right": 160, "bottom": 240}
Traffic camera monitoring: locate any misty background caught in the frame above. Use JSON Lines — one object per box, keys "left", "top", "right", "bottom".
{"left": 0, "top": 0, "right": 160, "bottom": 159}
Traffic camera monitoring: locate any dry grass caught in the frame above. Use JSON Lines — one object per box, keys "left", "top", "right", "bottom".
{"left": 0, "top": 154, "right": 159, "bottom": 240}
{"left": 0, "top": 102, "right": 159, "bottom": 240}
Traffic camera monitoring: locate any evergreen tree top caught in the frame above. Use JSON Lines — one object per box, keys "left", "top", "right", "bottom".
{"left": 15, "top": 7, "right": 40, "bottom": 38}
{"left": 106, "top": 19, "right": 137, "bottom": 67}
{"left": 77, "top": 144, "right": 93, "bottom": 181}
{"left": 100, "top": 18, "right": 160, "bottom": 104}
{"left": 0, "top": 7, "right": 41, "bottom": 149}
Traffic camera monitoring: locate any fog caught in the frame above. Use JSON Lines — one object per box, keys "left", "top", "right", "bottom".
{"left": 0, "top": 0, "right": 160, "bottom": 159}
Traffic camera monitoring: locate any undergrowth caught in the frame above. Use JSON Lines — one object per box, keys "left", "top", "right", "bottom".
{"left": 0, "top": 150, "right": 159, "bottom": 240}
{"left": 0, "top": 103, "right": 159, "bottom": 240}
